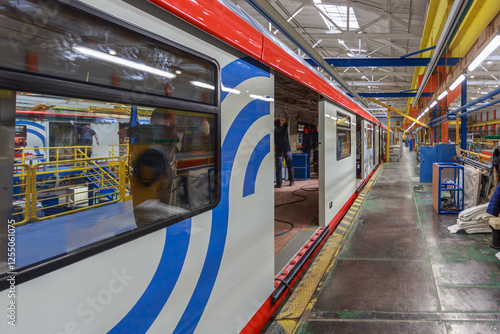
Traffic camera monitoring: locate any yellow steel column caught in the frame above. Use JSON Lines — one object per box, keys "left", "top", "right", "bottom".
{"left": 29, "top": 165, "right": 37, "bottom": 222}
{"left": 118, "top": 159, "right": 126, "bottom": 200}
{"left": 386, "top": 112, "right": 391, "bottom": 162}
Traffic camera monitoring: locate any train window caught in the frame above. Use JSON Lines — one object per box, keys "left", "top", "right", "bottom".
{"left": 6, "top": 91, "right": 217, "bottom": 276}
{"left": 367, "top": 123, "right": 373, "bottom": 149}
{"left": 0, "top": 0, "right": 220, "bottom": 282}
{"left": 336, "top": 112, "right": 351, "bottom": 160}
{"left": 0, "top": 0, "right": 216, "bottom": 105}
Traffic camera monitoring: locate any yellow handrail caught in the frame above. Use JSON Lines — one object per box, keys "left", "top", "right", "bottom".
{"left": 12, "top": 156, "right": 129, "bottom": 226}
{"left": 460, "top": 149, "right": 491, "bottom": 163}
{"left": 12, "top": 163, "right": 31, "bottom": 225}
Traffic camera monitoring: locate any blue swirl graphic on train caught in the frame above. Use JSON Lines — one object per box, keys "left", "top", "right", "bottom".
{"left": 109, "top": 57, "right": 270, "bottom": 333}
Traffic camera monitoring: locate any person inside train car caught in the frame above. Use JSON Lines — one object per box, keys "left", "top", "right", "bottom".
{"left": 70, "top": 121, "right": 99, "bottom": 158}
{"left": 127, "top": 108, "right": 188, "bottom": 227}
{"left": 275, "top": 112, "right": 295, "bottom": 188}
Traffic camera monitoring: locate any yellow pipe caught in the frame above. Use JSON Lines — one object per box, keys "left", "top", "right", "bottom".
{"left": 448, "top": 0, "right": 500, "bottom": 58}
{"left": 467, "top": 119, "right": 500, "bottom": 128}
{"left": 460, "top": 149, "right": 490, "bottom": 160}
{"left": 407, "top": 0, "right": 453, "bottom": 109}
{"left": 368, "top": 98, "right": 429, "bottom": 128}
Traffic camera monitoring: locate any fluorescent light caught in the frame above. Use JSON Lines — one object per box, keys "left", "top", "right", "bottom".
{"left": 449, "top": 74, "right": 465, "bottom": 91}
{"left": 429, "top": 101, "right": 437, "bottom": 108}
{"left": 424, "top": 107, "right": 430, "bottom": 113}
{"left": 221, "top": 84, "right": 240, "bottom": 95}
{"left": 286, "top": 7, "right": 304, "bottom": 21}
{"left": 437, "top": 90, "right": 448, "bottom": 100}
{"left": 468, "top": 35, "right": 500, "bottom": 71}
{"left": 191, "top": 81, "right": 215, "bottom": 90}
{"left": 249, "top": 94, "right": 274, "bottom": 102}
{"left": 73, "top": 46, "right": 176, "bottom": 79}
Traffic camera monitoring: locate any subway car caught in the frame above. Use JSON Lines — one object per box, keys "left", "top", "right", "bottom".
{"left": 0, "top": 0, "right": 385, "bottom": 333}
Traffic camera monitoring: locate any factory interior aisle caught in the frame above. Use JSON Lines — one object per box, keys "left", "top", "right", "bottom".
{"left": 267, "top": 148, "right": 500, "bottom": 333}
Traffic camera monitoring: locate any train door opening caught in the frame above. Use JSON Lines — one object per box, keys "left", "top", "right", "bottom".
{"left": 356, "top": 115, "right": 363, "bottom": 181}
{"left": 273, "top": 73, "right": 320, "bottom": 274}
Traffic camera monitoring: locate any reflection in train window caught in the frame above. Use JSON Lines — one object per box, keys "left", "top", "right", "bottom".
{"left": 0, "top": 0, "right": 217, "bottom": 105}
{"left": 9, "top": 92, "right": 217, "bottom": 273}
{"left": 337, "top": 112, "right": 351, "bottom": 160}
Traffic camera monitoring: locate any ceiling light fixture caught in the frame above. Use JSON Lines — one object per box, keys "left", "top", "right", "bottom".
{"left": 74, "top": 46, "right": 176, "bottom": 79}
{"left": 429, "top": 101, "right": 437, "bottom": 108}
{"left": 468, "top": 35, "right": 500, "bottom": 71}
{"left": 449, "top": 74, "right": 466, "bottom": 91}
{"left": 437, "top": 90, "right": 448, "bottom": 100}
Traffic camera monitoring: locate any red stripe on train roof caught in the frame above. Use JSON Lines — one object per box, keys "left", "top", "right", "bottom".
{"left": 148, "top": 0, "right": 263, "bottom": 60}
{"left": 149, "top": 0, "right": 380, "bottom": 126}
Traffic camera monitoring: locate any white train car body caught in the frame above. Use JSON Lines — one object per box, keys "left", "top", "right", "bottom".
{"left": 0, "top": 0, "right": 385, "bottom": 333}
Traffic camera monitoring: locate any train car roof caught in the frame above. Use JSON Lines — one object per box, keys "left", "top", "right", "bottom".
{"left": 150, "top": 0, "right": 381, "bottom": 126}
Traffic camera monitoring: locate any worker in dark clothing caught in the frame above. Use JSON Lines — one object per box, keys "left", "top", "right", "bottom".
{"left": 275, "top": 112, "right": 294, "bottom": 188}
{"left": 71, "top": 121, "right": 99, "bottom": 157}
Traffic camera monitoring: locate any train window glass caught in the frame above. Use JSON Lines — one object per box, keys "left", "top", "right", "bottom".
{"left": 336, "top": 112, "right": 351, "bottom": 160}
{"left": 367, "top": 123, "right": 373, "bottom": 149}
{"left": 0, "top": 0, "right": 216, "bottom": 105}
{"left": 7, "top": 91, "right": 217, "bottom": 275}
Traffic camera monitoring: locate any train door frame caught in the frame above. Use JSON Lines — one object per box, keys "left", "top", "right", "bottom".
{"left": 356, "top": 115, "right": 363, "bottom": 180}
{"left": 318, "top": 99, "right": 356, "bottom": 227}
{"left": 374, "top": 124, "right": 380, "bottom": 166}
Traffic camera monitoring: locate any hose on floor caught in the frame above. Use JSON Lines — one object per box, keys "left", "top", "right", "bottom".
{"left": 274, "top": 184, "right": 318, "bottom": 237}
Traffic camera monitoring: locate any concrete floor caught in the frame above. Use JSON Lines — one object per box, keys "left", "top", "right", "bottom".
{"left": 271, "top": 148, "right": 500, "bottom": 333}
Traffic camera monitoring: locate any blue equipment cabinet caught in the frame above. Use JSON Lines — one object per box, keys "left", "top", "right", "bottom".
{"left": 437, "top": 143, "right": 457, "bottom": 162}
{"left": 292, "top": 153, "right": 310, "bottom": 180}
{"left": 420, "top": 146, "right": 437, "bottom": 182}
{"left": 420, "top": 144, "right": 457, "bottom": 183}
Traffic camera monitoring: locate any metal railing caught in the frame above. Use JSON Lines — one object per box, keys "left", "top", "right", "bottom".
{"left": 460, "top": 149, "right": 491, "bottom": 164}
{"left": 12, "top": 156, "right": 128, "bottom": 226}
{"left": 15, "top": 145, "right": 92, "bottom": 167}
{"left": 107, "top": 144, "right": 130, "bottom": 158}
{"left": 12, "top": 163, "right": 31, "bottom": 225}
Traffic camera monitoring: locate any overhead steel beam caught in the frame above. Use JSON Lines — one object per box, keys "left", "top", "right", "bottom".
{"left": 349, "top": 92, "right": 434, "bottom": 98}
{"left": 367, "top": 97, "right": 429, "bottom": 128}
{"left": 391, "top": 125, "right": 406, "bottom": 132}
{"left": 297, "top": 30, "right": 421, "bottom": 40}
{"left": 306, "top": 57, "right": 461, "bottom": 67}
{"left": 412, "top": 0, "right": 470, "bottom": 106}
{"left": 244, "top": 0, "right": 367, "bottom": 106}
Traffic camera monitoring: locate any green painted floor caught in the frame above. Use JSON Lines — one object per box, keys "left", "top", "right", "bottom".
{"left": 291, "top": 149, "right": 500, "bottom": 333}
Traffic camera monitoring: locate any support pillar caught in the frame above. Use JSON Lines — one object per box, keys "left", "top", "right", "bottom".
{"left": 460, "top": 76, "right": 468, "bottom": 150}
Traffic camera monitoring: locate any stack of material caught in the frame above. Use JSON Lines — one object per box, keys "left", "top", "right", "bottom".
{"left": 448, "top": 203, "right": 494, "bottom": 234}
{"left": 463, "top": 165, "right": 481, "bottom": 209}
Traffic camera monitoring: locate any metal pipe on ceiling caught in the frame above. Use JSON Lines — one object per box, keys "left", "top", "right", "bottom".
{"left": 412, "top": 0, "right": 470, "bottom": 107}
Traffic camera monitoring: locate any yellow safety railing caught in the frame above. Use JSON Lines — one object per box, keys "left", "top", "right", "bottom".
{"left": 15, "top": 146, "right": 92, "bottom": 166}
{"left": 460, "top": 149, "right": 491, "bottom": 164}
{"left": 12, "top": 163, "right": 32, "bottom": 225}
{"left": 107, "top": 144, "right": 132, "bottom": 199}
{"left": 107, "top": 144, "right": 130, "bottom": 158}
{"left": 12, "top": 156, "right": 128, "bottom": 226}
